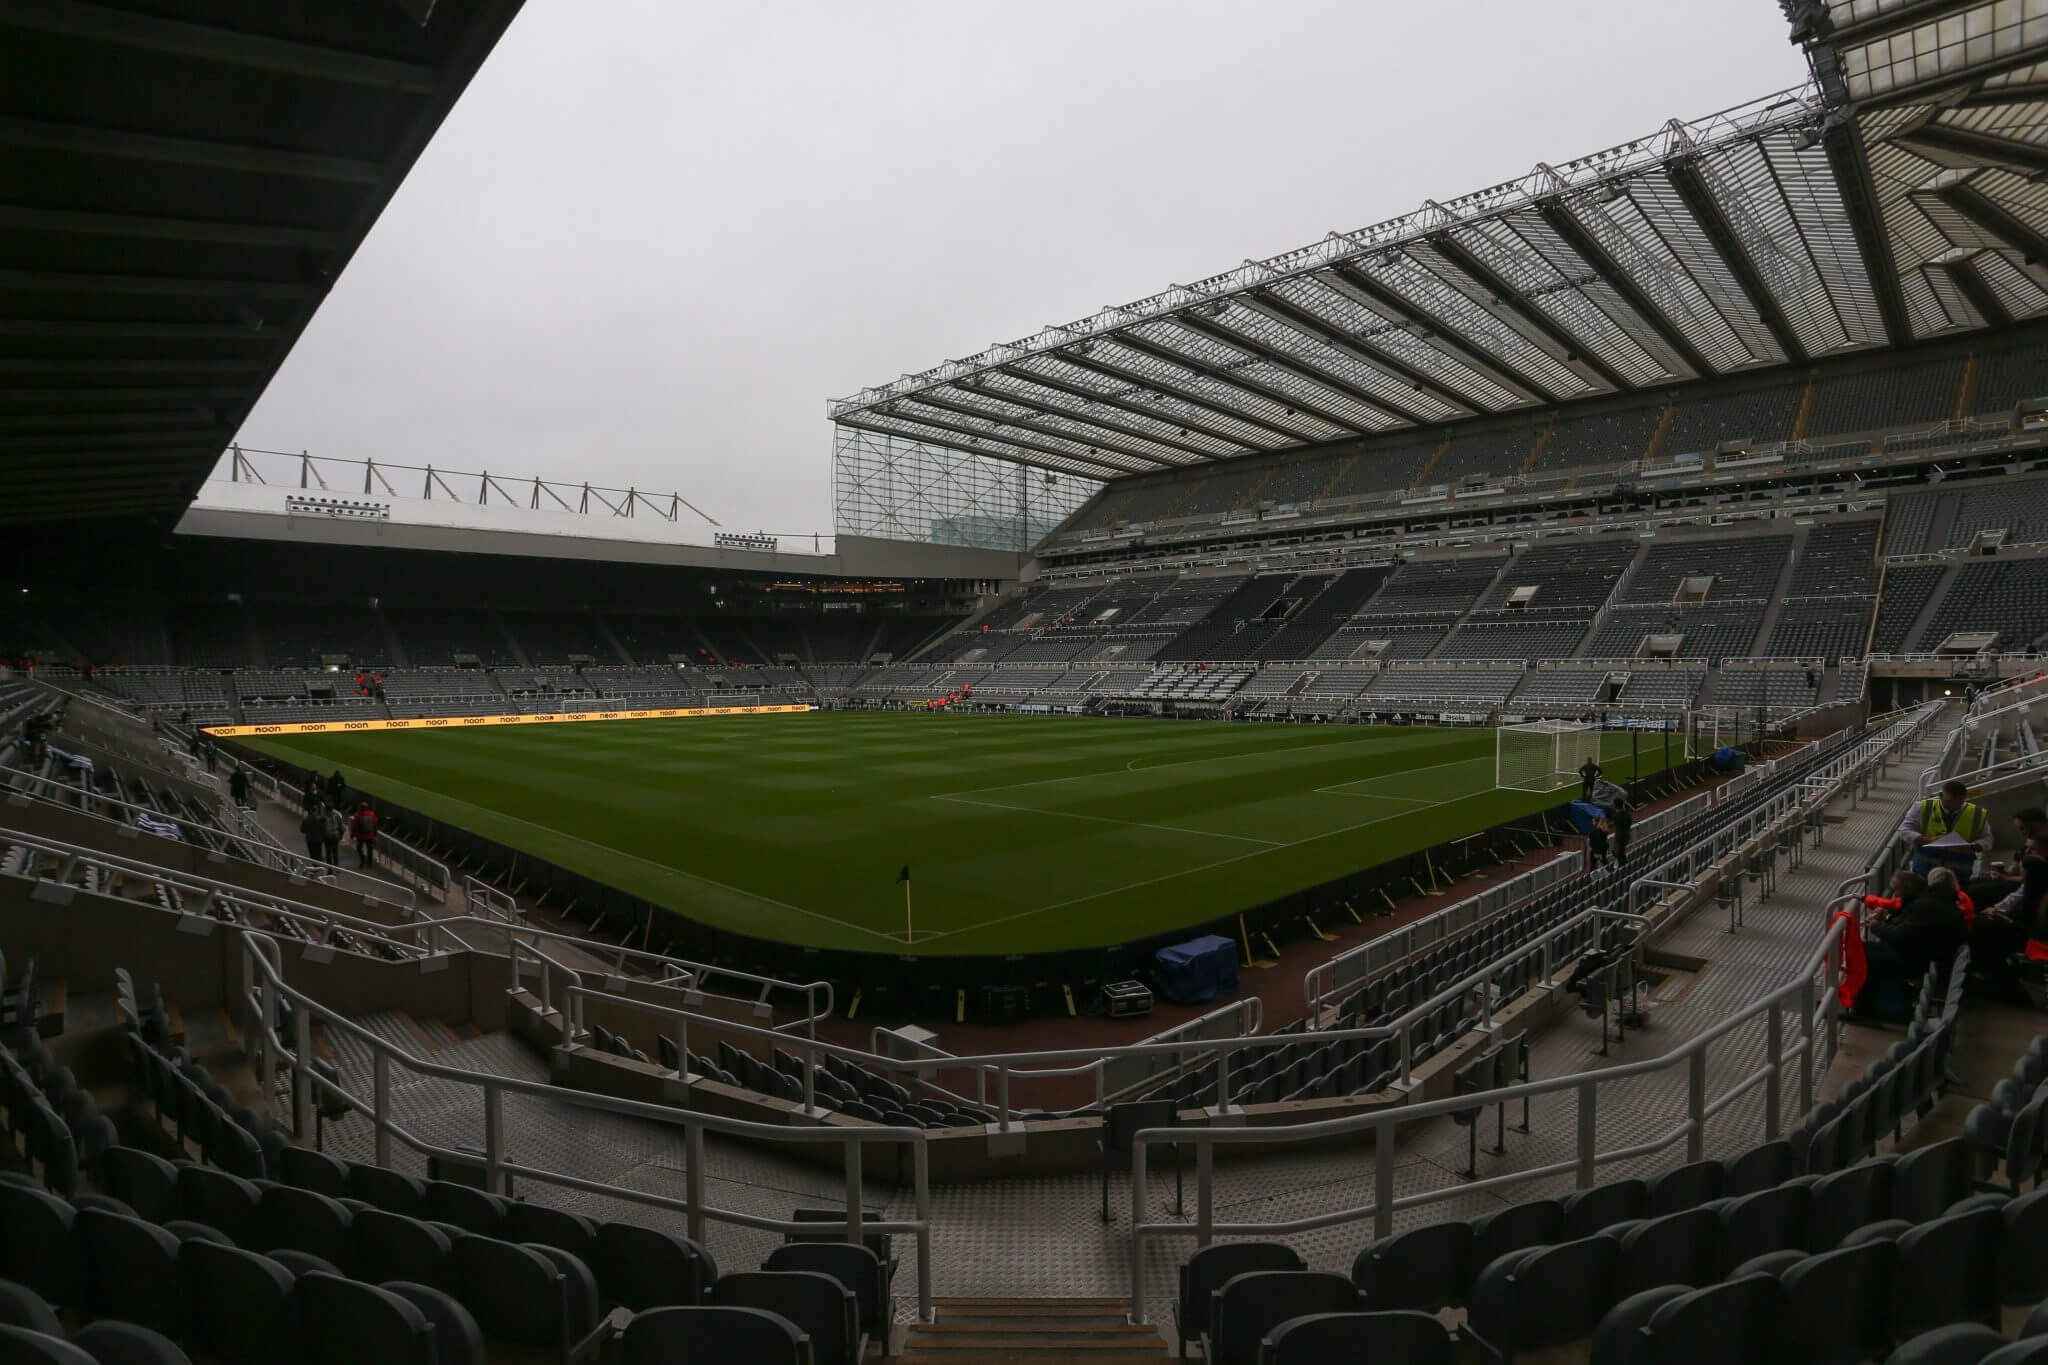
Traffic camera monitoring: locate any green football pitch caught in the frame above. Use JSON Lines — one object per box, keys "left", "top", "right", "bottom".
{"left": 240, "top": 712, "right": 1671, "bottom": 956}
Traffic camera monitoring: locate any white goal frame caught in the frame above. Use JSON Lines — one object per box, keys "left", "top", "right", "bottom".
{"left": 1496, "top": 719, "right": 1603, "bottom": 793}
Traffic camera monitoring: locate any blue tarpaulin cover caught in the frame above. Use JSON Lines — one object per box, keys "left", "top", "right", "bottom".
{"left": 1567, "top": 800, "right": 1605, "bottom": 835}
{"left": 1154, "top": 935, "right": 1239, "bottom": 1004}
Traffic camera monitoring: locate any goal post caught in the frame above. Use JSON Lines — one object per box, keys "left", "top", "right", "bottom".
{"left": 1495, "top": 719, "right": 1603, "bottom": 793}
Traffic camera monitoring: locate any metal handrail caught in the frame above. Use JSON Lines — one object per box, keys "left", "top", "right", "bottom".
{"left": 234, "top": 931, "right": 934, "bottom": 1321}
{"left": 1119, "top": 704, "right": 1940, "bottom": 1322}
{"left": 275, "top": 778, "right": 450, "bottom": 902}
{"left": 1124, "top": 911, "right": 1851, "bottom": 1321}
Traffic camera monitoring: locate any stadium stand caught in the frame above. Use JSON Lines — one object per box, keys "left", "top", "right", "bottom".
{"left": 1918, "top": 557, "right": 2048, "bottom": 653}
{"left": 1805, "top": 355, "right": 1964, "bottom": 437}
{"left": 1658, "top": 379, "right": 1805, "bottom": 457}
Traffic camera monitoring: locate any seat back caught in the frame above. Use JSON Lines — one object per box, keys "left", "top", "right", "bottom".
{"left": 502, "top": 1203, "right": 597, "bottom": 1263}
{"left": 380, "top": 1281, "right": 487, "bottom": 1365}
{"left": 277, "top": 1147, "right": 350, "bottom": 1199}
{"left": 448, "top": 1235, "right": 566, "bottom": 1348}
{"left": 1208, "top": 1271, "right": 1357, "bottom": 1365}
{"left": 1349, "top": 1221, "right": 1470, "bottom": 1312}
{"left": 0, "top": 1325, "right": 96, "bottom": 1364}
{"left": 68, "top": 1321, "right": 193, "bottom": 1365}
{"left": 75, "top": 1209, "right": 181, "bottom": 1335}
{"left": 1806, "top": 1160, "right": 1895, "bottom": 1252}
{"left": 592, "top": 1221, "right": 717, "bottom": 1310}
{"left": 0, "top": 1184, "right": 75, "bottom": 1307}
{"left": 1468, "top": 1235, "right": 1618, "bottom": 1356}
{"left": 1773, "top": 1241, "right": 1894, "bottom": 1365}
{"left": 1257, "top": 1310, "right": 1452, "bottom": 1365}
{"left": 351, "top": 1209, "right": 451, "bottom": 1288}
{"left": 172, "top": 1165, "right": 260, "bottom": 1247}
{"left": 1893, "top": 1205, "right": 2005, "bottom": 1338}
{"left": 0, "top": 1280, "right": 62, "bottom": 1336}
{"left": 1614, "top": 1207, "right": 1720, "bottom": 1300}
{"left": 716, "top": 1270, "right": 858, "bottom": 1365}
{"left": 617, "top": 1305, "right": 808, "bottom": 1365}
{"left": 1179, "top": 1242, "right": 1305, "bottom": 1347}
{"left": 1893, "top": 1139, "right": 1972, "bottom": 1224}
{"left": 422, "top": 1181, "right": 506, "bottom": 1237}
{"left": 1471, "top": 1200, "right": 1565, "bottom": 1272}
{"left": 764, "top": 1241, "right": 889, "bottom": 1338}
{"left": 1722, "top": 1140, "right": 1798, "bottom": 1197}
{"left": 175, "top": 1240, "right": 295, "bottom": 1365}
{"left": 294, "top": 1271, "right": 436, "bottom": 1365}
{"left": 1717, "top": 1186, "right": 1807, "bottom": 1275}
{"left": 1643, "top": 1272, "right": 1778, "bottom": 1364}
{"left": 1562, "top": 1180, "right": 1648, "bottom": 1239}
{"left": 258, "top": 1185, "right": 352, "bottom": 1266}
{"left": 347, "top": 1165, "right": 427, "bottom": 1218}
{"left": 98, "top": 1149, "right": 180, "bottom": 1224}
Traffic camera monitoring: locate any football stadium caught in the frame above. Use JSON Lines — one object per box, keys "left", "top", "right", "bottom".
{"left": 5, "top": 2, "right": 2048, "bottom": 1361}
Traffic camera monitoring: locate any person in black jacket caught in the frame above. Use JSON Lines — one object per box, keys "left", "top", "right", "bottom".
{"left": 1856, "top": 868, "right": 1968, "bottom": 1015}
{"left": 1972, "top": 834, "right": 2048, "bottom": 1002}
{"left": 1607, "top": 797, "right": 1633, "bottom": 868}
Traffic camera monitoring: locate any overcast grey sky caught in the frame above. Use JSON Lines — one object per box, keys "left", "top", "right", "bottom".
{"left": 234, "top": 0, "right": 1811, "bottom": 535}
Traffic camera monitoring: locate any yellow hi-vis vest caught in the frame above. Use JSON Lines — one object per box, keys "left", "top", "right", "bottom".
{"left": 1921, "top": 797, "right": 1987, "bottom": 842}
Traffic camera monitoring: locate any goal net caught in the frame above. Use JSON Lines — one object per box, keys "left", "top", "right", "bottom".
{"left": 1496, "top": 720, "right": 1603, "bottom": 793}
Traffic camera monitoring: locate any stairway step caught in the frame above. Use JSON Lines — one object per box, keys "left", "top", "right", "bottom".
{"left": 919, "top": 1321, "right": 1154, "bottom": 1335}
{"left": 900, "top": 1339, "right": 1164, "bottom": 1355}
{"left": 933, "top": 1299, "right": 1131, "bottom": 1310}
{"left": 899, "top": 1354, "right": 1166, "bottom": 1362}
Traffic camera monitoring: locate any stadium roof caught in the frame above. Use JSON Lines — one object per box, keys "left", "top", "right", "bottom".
{"left": 830, "top": 0, "right": 2048, "bottom": 480}
{"left": 0, "top": 0, "right": 522, "bottom": 526}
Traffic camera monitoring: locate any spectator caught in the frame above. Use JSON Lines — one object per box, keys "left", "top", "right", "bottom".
{"left": 1898, "top": 778, "right": 1990, "bottom": 878}
{"left": 327, "top": 769, "right": 346, "bottom": 807}
{"left": 1854, "top": 867, "right": 1967, "bottom": 1019}
{"left": 1607, "top": 797, "right": 1633, "bottom": 868}
{"left": 1965, "top": 808, "right": 2048, "bottom": 905}
{"left": 319, "top": 804, "right": 344, "bottom": 866}
{"left": 299, "top": 802, "right": 326, "bottom": 864}
{"left": 228, "top": 766, "right": 250, "bottom": 810}
{"left": 1972, "top": 833, "right": 2048, "bottom": 1002}
{"left": 350, "top": 801, "right": 379, "bottom": 869}
{"left": 202, "top": 739, "right": 218, "bottom": 775}
{"left": 1587, "top": 816, "right": 1610, "bottom": 870}
{"left": 1579, "top": 755, "right": 1601, "bottom": 800}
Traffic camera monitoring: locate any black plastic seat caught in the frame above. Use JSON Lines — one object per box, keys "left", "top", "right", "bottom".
{"left": 296, "top": 1271, "right": 436, "bottom": 1365}
{"left": 350, "top": 1209, "right": 451, "bottom": 1289}
{"left": 1646, "top": 1161, "right": 1722, "bottom": 1217}
{"left": 1882, "top": 1323, "right": 2009, "bottom": 1365}
{"left": 1349, "top": 1220, "right": 1470, "bottom": 1313}
{"left": 592, "top": 1222, "right": 718, "bottom": 1311}
{"left": 97, "top": 1150, "right": 179, "bottom": 1225}
{"left": 1204, "top": 1271, "right": 1357, "bottom": 1365}
{"left": 1723, "top": 1141, "right": 1798, "bottom": 1197}
{"left": 2002, "top": 1188, "right": 2048, "bottom": 1305}
{"left": 422, "top": 1181, "right": 507, "bottom": 1237}
{"left": 1257, "top": 1309, "right": 1453, "bottom": 1365}
{"left": 1716, "top": 1186, "right": 1807, "bottom": 1275}
{"left": 74, "top": 1209, "right": 180, "bottom": 1336}
{"left": 68, "top": 1322, "right": 192, "bottom": 1365}
{"left": 0, "top": 1281, "right": 61, "bottom": 1336}
{"left": 714, "top": 1269, "right": 863, "bottom": 1365}
{"left": 614, "top": 1305, "right": 808, "bottom": 1365}
{"left": 0, "top": 1325, "right": 96, "bottom": 1364}
{"left": 1470, "top": 1200, "right": 1565, "bottom": 1275}
{"left": 1563, "top": 1181, "right": 1649, "bottom": 1239}
{"left": 172, "top": 1165, "right": 260, "bottom": 1248}
{"left": 347, "top": 1165, "right": 427, "bottom": 1218}
{"left": 1892, "top": 1206, "right": 2004, "bottom": 1339}
{"left": 1983, "top": 1340, "right": 2048, "bottom": 1365}
{"left": 1806, "top": 1160, "right": 1895, "bottom": 1251}
{"left": 1772, "top": 1241, "right": 1894, "bottom": 1365}
{"left": 0, "top": 1184, "right": 75, "bottom": 1308}
{"left": 448, "top": 1233, "right": 600, "bottom": 1362}
{"left": 176, "top": 1240, "right": 295, "bottom": 1365}
{"left": 1468, "top": 1234, "right": 1618, "bottom": 1360}
{"left": 1611, "top": 1208, "right": 1720, "bottom": 1300}
{"left": 277, "top": 1147, "right": 350, "bottom": 1199}
{"left": 380, "top": 1281, "right": 487, "bottom": 1365}
{"left": 764, "top": 1241, "right": 891, "bottom": 1341}
{"left": 256, "top": 1184, "right": 353, "bottom": 1266}
{"left": 1892, "top": 1140, "right": 1972, "bottom": 1225}
{"left": 1589, "top": 1272, "right": 1778, "bottom": 1365}
{"left": 503, "top": 1203, "right": 598, "bottom": 1264}
{"left": 1179, "top": 1242, "right": 1305, "bottom": 1356}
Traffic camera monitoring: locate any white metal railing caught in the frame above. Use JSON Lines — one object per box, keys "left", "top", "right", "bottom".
{"left": 1122, "top": 702, "right": 1939, "bottom": 1322}
{"left": 235, "top": 931, "right": 933, "bottom": 1320}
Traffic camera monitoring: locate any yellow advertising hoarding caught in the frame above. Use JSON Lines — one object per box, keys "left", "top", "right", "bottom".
{"left": 202, "top": 703, "right": 813, "bottom": 738}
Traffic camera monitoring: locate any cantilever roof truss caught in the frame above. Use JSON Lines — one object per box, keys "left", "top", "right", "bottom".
{"left": 833, "top": 17, "right": 2048, "bottom": 476}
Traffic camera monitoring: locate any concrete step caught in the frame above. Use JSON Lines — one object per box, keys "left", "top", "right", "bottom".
{"left": 901, "top": 1299, "right": 1166, "bottom": 1359}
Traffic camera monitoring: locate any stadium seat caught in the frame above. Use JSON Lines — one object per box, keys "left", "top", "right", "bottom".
{"left": 1257, "top": 1309, "right": 1454, "bottom": 1365}
{"left": 74, "top": 1210, "right": 180, "bottom": 1336}
{"left": 764, "top": 1241, "right": 892, "bottom": 1341}
{"left": 614, "top": 1305, "right": 809, "bottom": 1365}
{"left": 714, "top": 1270, "right": 863, "bottom": 1365}
{"left": 1467, "top": 1235, "right": 1618, "bottom": 1358}
{"left": 0, "top": 1282, "right": 61, "bottom": 1337}
{"left": 1204, "top": 1271, "right": 1357, "bottom": 1365}
{"left": 1610, "top": 1208, "right": 1720, "bottom": 1300}
{"left": 295, "top": 1272, "right": 436, "bottom": 1365}
{"left": 1589, "top": 1272, "right": 1778, "bottom": 1365}
{"left": 351, "top": 1209, "right": 452, "bottom": 1287}
{"left": 379, "top": 1282, "right": 486, "bottom": 1365}
{"left": 592, "top": 1221, "right": 718, "bottom": 1310}
{"left": 175, "top": 1241, "right": 296, "bottom": 1365}
{"left": 1771, "top": 1241, "right": 1895, "bottom": 1365}
{"left": 1892, "top": 1207, "right": 2004, "bottom": 1339}
{"left": 1882, "top": 1323, "right": 2010, "bottom": 1365}
{"left": 0, "top": 1326, "right": 97, "bottom": 1365}
{"left": 1178, "top": 1242, "right": 1305, "bottom": 1355}
{"left": 1349, "top": 1220, "right": 1470, "bottom": 1312}
{"left": 68, "top": 1322, "right": 192, "bottom": 1365}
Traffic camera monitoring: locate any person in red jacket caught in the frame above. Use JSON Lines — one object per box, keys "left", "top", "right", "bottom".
{"left": 350, "top": 802, "right": 380, "bottom": 869}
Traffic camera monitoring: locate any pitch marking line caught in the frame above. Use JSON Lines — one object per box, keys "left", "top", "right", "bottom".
{"left": 940, "top": 731, "right": 1460, "bottom": 800}
{"left": 929, "top": 793, "right": 1285, "bottom": 847}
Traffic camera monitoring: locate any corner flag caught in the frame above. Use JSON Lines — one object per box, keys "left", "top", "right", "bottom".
{"left": 898, "top": 865, "right": 914, "bottom": 943}
{"left": 897, "top": 864, "right": 911, "bottom": 883}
